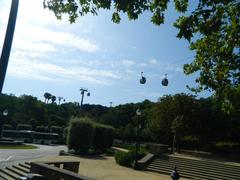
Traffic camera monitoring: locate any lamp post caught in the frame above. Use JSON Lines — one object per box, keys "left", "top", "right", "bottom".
{"left": 0, "top": 0, "right": 19, "bottom": 93}
{"left": 79, "top": 88, "right": 90, "bottom": 107}
{"left": 134, "top": 108, "right": 141, "bottom": 169}
{"left": 0, "top": 109, "right": 8, "bottom": 139}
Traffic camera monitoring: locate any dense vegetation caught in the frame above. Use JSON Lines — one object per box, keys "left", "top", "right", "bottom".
{"left": 0, "top": 92, "right": 239, "bottom": 152}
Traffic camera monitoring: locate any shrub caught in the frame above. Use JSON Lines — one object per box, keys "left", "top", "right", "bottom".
{"left": 92, "top": 124, "right": 108, "bottom": 153}
{"left": 208, "top": 142, "right": 240, "bottom": 153}
{"left": 67, "top": 117, "right": 94, "bottom": 153}
{"left": 115, "top": 151, "right": 134, "bottom": 167}
{"left": 92, "top": 124, "right": 115, "bottom": 153}
{"left": 129, "top": 146, "right": 148, "bottom": 160}
{"left": 105, "top": 125, "right": 115, "bottom": 148}
{"left": 63, "top": 127, "right": 69, "bottom": 144}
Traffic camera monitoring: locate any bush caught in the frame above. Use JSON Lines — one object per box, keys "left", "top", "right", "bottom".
{"left": 105, "top": 126, "right": 115, "bottom": 147}
{"left": 67, "top": 117, "right": 94, "bottom": 153}
{"left": 207, "top": 142, "right": 240, "bottom": 153}
{"left": 115, "top": 151, "right": 134, "bottom": 167}
{"left": 129, "top": 146, "right": 148, "bottom": 160}
{"left": 92, "top": 124, "right": 108, "bottom": 153}
{"left": 63, "top": 127, "right": 68, "bottom": 144}
{"left": 115, "top": 146, "right": 148, "bottom": 167}
{"left": 92, "top": 124, "right": 115, "bottom": 153}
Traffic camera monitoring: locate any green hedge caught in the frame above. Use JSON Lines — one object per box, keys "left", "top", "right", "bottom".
{"left": 207, "top": 142, "right": 240, "bottom": 153}
{"left": 115, "top": 147, "right": 148, "bottom": 167}
{"left": 67, "top": 117, "right": 115, "bottom": 154}
{"left": 67, "top": 117, "right": 94, "bottom": 153}
{"left": 115, "top": 151, "right": 134, "bottom": 167}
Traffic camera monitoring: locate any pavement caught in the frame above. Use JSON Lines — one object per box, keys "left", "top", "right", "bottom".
{"left": 0, "top": 145, "right": 190, "bottom": 179}
{"left": 0, "top": 144, "right": 67, "bottom": 168}
{"left": 34, "top": 155, "right": 188, "bottom": 180}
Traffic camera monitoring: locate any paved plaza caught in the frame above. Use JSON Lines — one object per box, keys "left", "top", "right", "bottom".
{"left": 34, "top": 155, "right": 189, "bottom": 180}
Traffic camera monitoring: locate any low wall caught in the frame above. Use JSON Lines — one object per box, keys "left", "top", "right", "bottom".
{"left": 30, "top": 161, "right": 94, "bottom": 180}
{"left": 137, "top": 153, "right": 155, "bottom": 170}
{"left": 149, "top": 143, "right": 169, "bottom": 155}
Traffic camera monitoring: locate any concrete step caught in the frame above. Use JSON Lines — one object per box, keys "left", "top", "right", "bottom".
{"left": 160, "top": 156, "right": 240, "bottom": 171}
{"left": 154, "top": 156, "right": 240, "bottom": 174}
{"left": 0, "top": 168, "right": 20, "bottom": 179}
{"left": 150, "top": 160, "right": 240, "bottom": 176}
{"left": 146, "top": 155, "right": 240, "bottom": 180}
{"left": 146, "top": 165, "right": 238, "bottom": 180}
{"left": 146, "top": 166, "right": 226, "bottom": 180}
{"left": 0, "top": 171, "right": 15, "bottom": 180}
{"left": 25, "top": 162, "right": 30, "bottom": 166}
{"left": 19, "top": 163, "right": 30, "bottom": 169}
{"left": 12, "top": 164, "right": 30, "bottom": 174}
{"left": 6, "top": 166, "right": 27, "bottom": 177}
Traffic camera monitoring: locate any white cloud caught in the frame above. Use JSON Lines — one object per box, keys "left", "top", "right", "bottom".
{"left": 15, "top": 25, "right": 99, "bottom": 52}
{"left": 138, "top": 63, "right": 148, "bottom": 67}
{"left": 0, "top": 0, "right": 99, "bottom": 57}
{"left": 7, "top": 50, "right": 123, "bottom": 86}
{"left": 13, "top": 38, "right": 56, "bottom": 53}
{"left": 122, "top": 60, "right": 135, "bottom": 67}
{"left": 148, "top": 59, "right": 158, "bottom": 65}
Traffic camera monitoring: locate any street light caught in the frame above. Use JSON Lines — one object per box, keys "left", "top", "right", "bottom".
{"left": 134, "top": 108, "right": 141, "bottom": 169}
{"left": 0, "top": 109, "right": 8, "bottom": 139}
{"left": 0, "top": 0, "right": 19, "bottom": 93}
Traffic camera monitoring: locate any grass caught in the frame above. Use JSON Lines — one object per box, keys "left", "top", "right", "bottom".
{"left": 0, "top": 145, "right": 38, "bottom": 149}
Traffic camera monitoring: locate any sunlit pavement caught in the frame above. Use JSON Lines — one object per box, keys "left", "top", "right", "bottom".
{"left": 0, "top": 144, "right": 67, "bottom": 168}
{"left": 34, "top": 155, "right": 180, "bottom": 180}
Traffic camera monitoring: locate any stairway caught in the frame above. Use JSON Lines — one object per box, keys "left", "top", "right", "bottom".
{"left": 0, "top": 162, "right": 30, "bottom": 180}
{"left": 145, "top": 155, "right": 240, "bottom": 180}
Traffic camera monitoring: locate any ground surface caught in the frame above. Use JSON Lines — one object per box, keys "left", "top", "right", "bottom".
{"left": 0, "top": 144, "right": 67, "bottom": 168}
{"left": 35, "top": 155, "right": 188, "bottom": 180}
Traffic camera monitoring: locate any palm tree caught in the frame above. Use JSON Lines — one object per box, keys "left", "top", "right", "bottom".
{"left": 51, "top": 95, "right": 56, "bottom": 104}
{"left": 44, "top": 92, "right": 52, "bottom": 104}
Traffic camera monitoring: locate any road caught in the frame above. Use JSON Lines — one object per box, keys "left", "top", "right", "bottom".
{"left": 0, "top": 144, "right": 67, "bottom": 168}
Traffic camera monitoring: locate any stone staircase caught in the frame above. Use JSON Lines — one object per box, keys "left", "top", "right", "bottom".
{"left": 145, "top": 155, "right": 240, "bottom": 180}
{"left": 0, "top": 162, "right": 30, "bottom": 180}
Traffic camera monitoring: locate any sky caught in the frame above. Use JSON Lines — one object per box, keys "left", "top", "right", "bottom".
{"left": 0, "top": 0, "right": 211, "bottom": 106}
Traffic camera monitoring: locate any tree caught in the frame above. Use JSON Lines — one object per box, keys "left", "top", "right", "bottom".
{"left": 43, "top": 0, "right": 240, "bottom": 112}
{"left": 51, "top": 95, "right": 56, "bottom": 104}
{"left": 44, "top": 92, "right": 52, "bottom": 104}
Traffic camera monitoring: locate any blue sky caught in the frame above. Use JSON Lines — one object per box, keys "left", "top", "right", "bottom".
{"left": 0, "top": 0, "right": 211, "bottom": 106}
